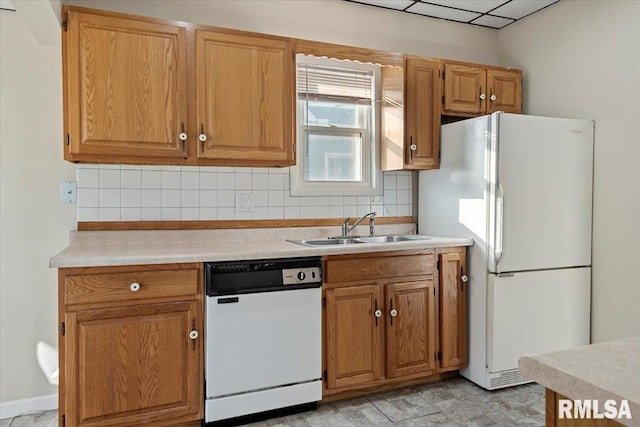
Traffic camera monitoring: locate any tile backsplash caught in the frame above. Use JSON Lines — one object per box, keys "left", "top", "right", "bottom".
{"left": 76, "top": 165, "right": 413, "bottom": 222}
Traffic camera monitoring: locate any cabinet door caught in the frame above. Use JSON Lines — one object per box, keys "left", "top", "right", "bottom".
{"left": 487, "top": 68, "right": 522, "bottom": 114}
{"left": 63, "top": 301, "right": 202, "bottom": 426}
{"left": 195, "top": 31, "right": 295, "bottom": 166}
{"left": 443, "top": 63, "right": 486, "bottom": 115}
{"left": 406, "top": 58, "right": 441, "bottom": 169}
{"left": 325, "top": 285, "right": 383, "bottom": 389}
{"left": 386, "top": 280, "right": 436, "bottom": 378}
{"left": 438, "top": 249, "right": 468, "bottom": 371}
{"left": 64, "top": 11, "right": 188, "bottom": 161}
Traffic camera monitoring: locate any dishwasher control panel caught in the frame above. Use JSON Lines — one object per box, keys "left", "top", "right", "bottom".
{"left": 282, "top": 267, "right": 321, "bottom": 285}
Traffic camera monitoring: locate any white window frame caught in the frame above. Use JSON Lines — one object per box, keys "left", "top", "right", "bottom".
{"left": 290, "top": 55, "right": 382, "bottom": 196}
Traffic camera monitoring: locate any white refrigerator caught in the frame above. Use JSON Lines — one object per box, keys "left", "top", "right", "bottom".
{"left": 419, "top": 112, "right": 593, "bottom": 389}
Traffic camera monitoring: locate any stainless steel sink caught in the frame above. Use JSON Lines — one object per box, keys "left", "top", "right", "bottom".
{"left": 288, "top": 238, "right": 366, "bottom": 247}
{"left": 354, "top": 235, "right": 414, "bottom": 243}
{"left": 354, "top": 234, "right": 431, "bottom": 243}
{"left": 289, "top": 234, "right": 431, "bottom": 247}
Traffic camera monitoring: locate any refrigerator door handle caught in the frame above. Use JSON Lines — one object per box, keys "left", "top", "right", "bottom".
{"left": 495, "top": 183, "right": 505, "bottom": 266}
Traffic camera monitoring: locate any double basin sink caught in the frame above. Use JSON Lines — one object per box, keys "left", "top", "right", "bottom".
{"left": 290, "top": 234, "right": 431, "bottom": 247}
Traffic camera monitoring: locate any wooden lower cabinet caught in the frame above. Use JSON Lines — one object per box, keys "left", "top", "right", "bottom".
{"left": 324, "top": 279, "right": 436, "bottom": 392}
{"left": 437, "top": 247, "right": 468, "bottom": 372}
{"left": 325, "top": 284, "right": 383, "bottom": 389}
{"left": 386, "top": 280, "right": 437, "bottom": 378}
{"left": 58, "top": 264, "right": 203, "bottom": 427}
{"left": 323, "top": 249, "right": 466, "bottom": 396}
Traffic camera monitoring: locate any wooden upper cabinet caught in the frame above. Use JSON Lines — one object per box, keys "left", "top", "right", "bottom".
{"left": 325, "top": 284, "right": 383, "bottom": 389}
{"left": 405, "top": 57, "right": 441, "bottom": 169}
{"left": 62, "top": 6, "right": 294, "bottom": 166}
{"left": 64, "top": 10, "right": 188, "bottom": 162}
{"left": 443, "top": 62, "right": 486, "bottom": 115}
{"left": 195, "top": 31, "right": 295, "bottom": 166}
{"left": 381, "top": 56, "right": 441, "bottom": 171}
{"left": 487, "top": 68, "right": 522, "bottom": 114}
{"left": 437, "top": 248, "right": 468, "bottom": 372}
{"left": 386, "top": 280, "right": 436, "bottom": 378}
{"left": 443, "top": 61, "right": 521, "bottom": 116}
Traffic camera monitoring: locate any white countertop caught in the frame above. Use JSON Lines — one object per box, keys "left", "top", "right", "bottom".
{"left": 519, "top": 337, "right": 640, "bottom": 427}
{"left": 49, "top": 225, "right": 473, "bottom": 268}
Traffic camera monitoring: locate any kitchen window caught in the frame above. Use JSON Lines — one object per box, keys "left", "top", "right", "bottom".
{"left": 290, "top": 55, "right": 381, "bottom": 196}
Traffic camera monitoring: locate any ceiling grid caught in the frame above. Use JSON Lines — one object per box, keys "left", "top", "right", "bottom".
{"left": 343, "top": 0, "right": 559, "bottom": 29}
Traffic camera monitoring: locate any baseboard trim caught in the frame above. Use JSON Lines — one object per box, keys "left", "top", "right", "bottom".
{"left": 0, "top": 394, "right": 57, "bottom": 420}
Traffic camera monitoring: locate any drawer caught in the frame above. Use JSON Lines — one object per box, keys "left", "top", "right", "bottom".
{"left": 63, "top": 268, "right": 199, "bottom": 306}
{"left": 325, "top": 252, "right": 434, "bottom": 283}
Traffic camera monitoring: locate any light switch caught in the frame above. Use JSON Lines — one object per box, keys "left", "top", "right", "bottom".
{"left": 61, "top": 181, "right": 77, "bottom": 203}
{"left": 235, "top": 193, "right": 253, "bottom": 212}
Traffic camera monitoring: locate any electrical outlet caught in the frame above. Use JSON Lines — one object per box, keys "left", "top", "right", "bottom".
{"left": 61, "top": 181, "right": 77, "bottom": 203}
{"left": 235, "top": 193, "right": 254, "bottom": 212}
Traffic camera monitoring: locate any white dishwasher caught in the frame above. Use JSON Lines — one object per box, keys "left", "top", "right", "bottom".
{"left": 204, "top": 257, "right": 322, "bottom": 424}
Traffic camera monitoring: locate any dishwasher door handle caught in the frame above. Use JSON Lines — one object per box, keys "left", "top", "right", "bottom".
{"left": 217, "top": 297, "right": 239, "bottom": 304}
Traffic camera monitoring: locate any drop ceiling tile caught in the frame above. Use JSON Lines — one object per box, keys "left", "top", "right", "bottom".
{"left": 491, "top": 0, "right": 558, "bottom": 19}
{"left": 349, "top": 0, "right": 416, "bottom": 11}
{"left": 424, "top": 0, "right": 508, "bottom": 14}
{"left": 407, "top": 2, "right": 481, "bottom": 22}
{"left": 472, "top": 14, "right": 515, "bottom": 28}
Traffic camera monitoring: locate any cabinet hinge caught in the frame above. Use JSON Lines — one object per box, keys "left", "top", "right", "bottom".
{"left": 61, "top": 322, "right": 65, "bottom": 336}
{"left": 443, "top": 69, "right": 446, "bottom": 79}
{"left": 322, "top": 296, "right": 326, "bottom": 309}
{"left": 61, "top": 414, "right": 65, "bottom": 427}
{"left": 437, "top": 351, "right": 442, "bottom": 361}
{"left": 292, "top": 50, "right": 295, "bottom": 61}
{"left": 62, "top": 11, "right": 69, "bottom": 32}
{"left": 65, "top": 133, "right": 70, "bottom": 146}
{"left": 436, "top": 260, "right": 440, "bottom": 270}
{"left": 438, "top": 149, "right": 441, "bottom": 160}
{"left": 442, "top": 95, "right": 445, "bottom": 105}
{"left": 323, "top": 369, "right": 327, "bottom": 383}
{"left": 433, "top": 287, "right": 436, "bottom": 296}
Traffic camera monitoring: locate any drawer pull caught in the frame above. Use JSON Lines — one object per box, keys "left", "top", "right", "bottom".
{"left": 189, "top": 330, "right": 199, "bottom": 340}
{"left": 129, "top": 282, "right": 141, "bottom": 292}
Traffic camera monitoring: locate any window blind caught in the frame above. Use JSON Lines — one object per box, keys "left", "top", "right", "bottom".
{"left": 297, "top": 64, "right": 373, "bottom": 101}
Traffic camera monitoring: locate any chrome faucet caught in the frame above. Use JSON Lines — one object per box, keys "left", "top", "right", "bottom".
{"left": 342, "top": 212, "right": 376, "bottom": 237}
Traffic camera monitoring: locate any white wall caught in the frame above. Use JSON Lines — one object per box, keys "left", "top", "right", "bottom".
{"left": 1, "top": 0, "right": 499, "bottom": 408}
{"left": 0, "top": 4, "right": 75, "bottom": 409}
{"left": 498, "top": 1, "right": 640, "bottom": 342}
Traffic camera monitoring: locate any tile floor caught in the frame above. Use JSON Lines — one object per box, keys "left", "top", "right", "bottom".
{"left": 0, "top": 378, "right": 545, "bottom": 426}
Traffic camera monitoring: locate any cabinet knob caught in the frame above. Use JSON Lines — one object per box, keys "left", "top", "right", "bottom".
{"left": 374, "top": 309, "right": 382, "bottom": 318}
{"left": 461, "top": 275, "right": 469, "bottom": 283}
{"left": 179, "top": 132, "right": 188, "bottom": 141}
{"left": 189, "top": 330, "right": 199, "bottom": 340}
{"left": 390, "top": 309, "right": 398, "bottom": 317}
{"left": 410, "top": 144, "right": 417, "bottom": 151}
{"left": 198, "top": 133, "right": 207, "bottom": 142}
{"left": 129, "top": 282, "right": 141, "bottom": 292}
{"left": 479, "top": 93, "right": 486, "bottom": 100}
{"left": 490, "top": 94, "right": 497, "bottom": 101}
